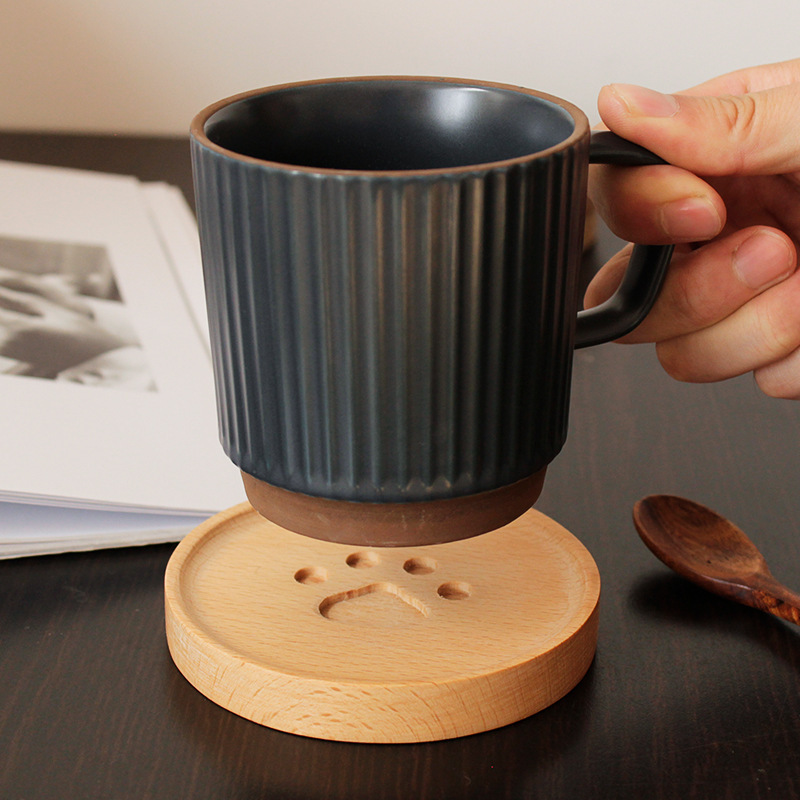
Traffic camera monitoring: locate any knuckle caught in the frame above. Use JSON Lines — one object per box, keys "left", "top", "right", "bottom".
{"left": 717, "top": 94, "right": 761, "bottom": 171}
{"left": 753, "top": 281, "right": 800, "bottom": 359}
{"left": 722, "top": 93, "right": 759, "bottom": 135}
{"left": 667, "top": 270, "right": 717, "bottom": 331}
{"left": 756, "top": 311, "right": 799, "bottom": 362}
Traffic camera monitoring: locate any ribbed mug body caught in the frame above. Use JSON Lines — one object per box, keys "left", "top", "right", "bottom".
{"left": 191, "top": 78, "right": 590, "bottom": 523}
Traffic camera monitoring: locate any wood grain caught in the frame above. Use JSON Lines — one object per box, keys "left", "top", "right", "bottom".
{"left": 634, "top": 494, "right": 800, "bottom": 625}
{"left": 165, "top": 504, "right": 600, "bottom": 743}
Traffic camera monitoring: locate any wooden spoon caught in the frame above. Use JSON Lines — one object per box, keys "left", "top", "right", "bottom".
{"left": 633, "top": 494, "right": 800, "bottom": 625}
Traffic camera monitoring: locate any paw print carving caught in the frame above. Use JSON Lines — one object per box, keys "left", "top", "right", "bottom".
{"left": 293, "top": 550, "right": 472, "bottom": 627}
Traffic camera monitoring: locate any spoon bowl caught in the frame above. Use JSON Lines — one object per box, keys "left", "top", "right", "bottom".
{"left": 633, "top": 495, "right": 800, "bottom": 625}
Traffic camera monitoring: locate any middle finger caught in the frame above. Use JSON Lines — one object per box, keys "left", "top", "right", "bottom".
{"left": 585, "top": 226, "right": 796, "bottom": 344}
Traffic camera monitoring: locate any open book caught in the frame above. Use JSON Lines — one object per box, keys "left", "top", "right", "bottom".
{"left": 0, "top": 160, "right": 246, "bottom": 558}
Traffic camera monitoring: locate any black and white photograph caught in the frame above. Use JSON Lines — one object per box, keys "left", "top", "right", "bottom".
{"left": 0, "top": 234, "right": 156, "bottom": 390}
{"left": 0, "top": 160, "right": 244, "bottom": 536}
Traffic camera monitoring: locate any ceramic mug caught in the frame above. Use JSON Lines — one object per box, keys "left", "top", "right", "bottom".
{"left": 190, "top": 76, "right": 673, "bottom": 546}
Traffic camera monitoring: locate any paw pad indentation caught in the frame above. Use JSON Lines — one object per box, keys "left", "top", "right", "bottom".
{"left": 319, "top": 582, "right": 428, "bottom": 621}
{"left": 403, "top": 556, "right": 438, "bottom": 575}
{"left": 295, "top": 550, "right": 472, "bottom": 625}
{"left": 437, "top": 581, "right": 472, "bottom": 600}
{"left": 345, "top": 551, "right": 380, "bottom": 569}
{"left": 293, "top": 566, "right": 328, "bottom": 585}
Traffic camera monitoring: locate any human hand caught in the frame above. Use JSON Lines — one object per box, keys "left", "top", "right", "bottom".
{"left": 0, "top": 267, "right": 95, "bottom": 317}
{"left": 586, "top": 58, "right": 800, "bottom": 398}
{"left": 0, "top": 283, "right": 127, "bottom": 379}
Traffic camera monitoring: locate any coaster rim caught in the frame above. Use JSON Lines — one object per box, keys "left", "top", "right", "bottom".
{"left": 165, "top": 503, "right": 600, "bottom": 742}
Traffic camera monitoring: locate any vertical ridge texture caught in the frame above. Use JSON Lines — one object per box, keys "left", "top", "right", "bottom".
{"left": 192, "top": 139, "right": 588, "bottom": 503}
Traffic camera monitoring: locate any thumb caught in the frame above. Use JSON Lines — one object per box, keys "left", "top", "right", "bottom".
{"left": 598, "top": 82, "right": 800, "bottom": 175}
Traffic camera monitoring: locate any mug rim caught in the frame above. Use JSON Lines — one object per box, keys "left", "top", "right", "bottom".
{"left": 190, "top": 75, "right": 590, "bottom": 177}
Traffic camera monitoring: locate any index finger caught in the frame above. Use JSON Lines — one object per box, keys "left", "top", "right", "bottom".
{"left": 598, "top": 81, "right": 800, "bottom": 176}
{"left": 685, "top": 57, "right": 800, "bottom": 96}
{"left": 0, "top": 285, "right": 43, "bottom": 316}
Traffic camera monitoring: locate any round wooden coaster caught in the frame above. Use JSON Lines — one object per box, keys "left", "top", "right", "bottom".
{"left": 164, "top": 503, "right": 600, "bottom": 743}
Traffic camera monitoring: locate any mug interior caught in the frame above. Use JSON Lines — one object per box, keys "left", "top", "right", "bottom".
{"left": 201, "top": 79, "right": 578, "bottom": 172}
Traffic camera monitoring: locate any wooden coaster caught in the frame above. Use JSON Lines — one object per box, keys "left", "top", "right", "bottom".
{"left": 164, "top": 503, "right": 600, "bottom": 743}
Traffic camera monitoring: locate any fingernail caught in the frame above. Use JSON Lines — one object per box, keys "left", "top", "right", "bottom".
{"left": 733, "top": 230, "right": 795, "bottom": 290}
{"left": 608, "top": 84, "right": 680, "bottom": 118}
{"left": 659, "top": 196, "right": 722, "bottom": 241}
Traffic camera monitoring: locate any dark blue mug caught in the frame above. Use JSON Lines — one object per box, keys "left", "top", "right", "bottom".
{"left": 191, "top": 77, "right": 673, "bottom": 546}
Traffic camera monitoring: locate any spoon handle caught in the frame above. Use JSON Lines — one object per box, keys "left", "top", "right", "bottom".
{"left": 743, "top": 574, "right": 800, "bottom": 626}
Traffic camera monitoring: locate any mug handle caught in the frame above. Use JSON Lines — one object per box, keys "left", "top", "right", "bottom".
{"left": 574, "top": 131, "right": 675, "bottom": 349}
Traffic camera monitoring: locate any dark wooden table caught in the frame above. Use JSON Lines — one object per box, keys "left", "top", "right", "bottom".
{"left": 2, "top": 132, "right": 800, "bottom": 800}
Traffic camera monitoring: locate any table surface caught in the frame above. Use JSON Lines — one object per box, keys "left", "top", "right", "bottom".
{"left": 2, "top": 132, "right": 800, "bottom": 800}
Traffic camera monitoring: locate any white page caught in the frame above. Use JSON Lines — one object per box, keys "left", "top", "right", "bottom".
{"left": 0, "top": 523, "right": 197, "bottom": 559}
{"left": 0, "top": 161, "right": 245, "bottom": 517}
{"left": 0, "top": 499, "right": 202, "bottom": 543}
{"left": 142, "top": 182, "right": 211, "bottom": 354}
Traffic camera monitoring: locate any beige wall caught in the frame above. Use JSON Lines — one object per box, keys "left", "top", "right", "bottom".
{"left": 3, "top": 0, "right": 798, "bottom": 135}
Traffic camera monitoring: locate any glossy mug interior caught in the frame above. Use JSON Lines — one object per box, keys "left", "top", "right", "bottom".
{"left": 190, "top": 77, "right": 673, "bottom": 546}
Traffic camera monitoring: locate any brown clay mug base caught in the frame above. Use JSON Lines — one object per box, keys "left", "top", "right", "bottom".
{"left": 241, "top": 468, "right": 547, "bottom": 547}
